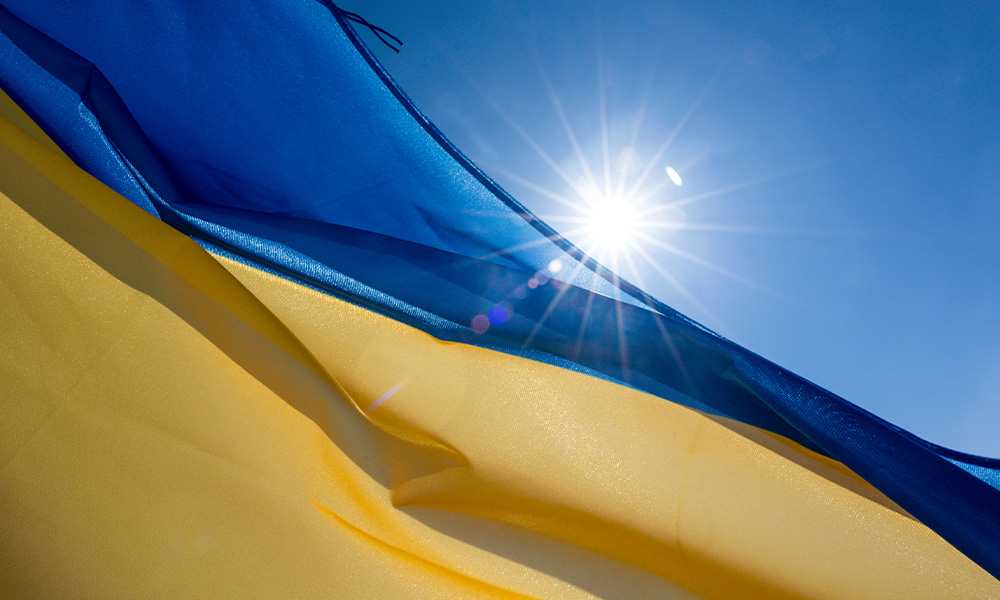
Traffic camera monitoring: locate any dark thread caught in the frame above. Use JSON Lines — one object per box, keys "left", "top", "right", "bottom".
{"left": 322, "top": 2, "right": 402, "bottom": 53}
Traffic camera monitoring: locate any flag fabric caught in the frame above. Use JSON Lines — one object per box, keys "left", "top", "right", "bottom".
{"left": 1, "top": 2, "right": 998, "bottom": 598}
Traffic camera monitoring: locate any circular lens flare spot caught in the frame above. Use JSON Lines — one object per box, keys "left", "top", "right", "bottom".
{"left": 470, "top": 314, "right": 490, "bottom": 334}
{"left": 488, "top": 304, "right": 511, "bottom": 325}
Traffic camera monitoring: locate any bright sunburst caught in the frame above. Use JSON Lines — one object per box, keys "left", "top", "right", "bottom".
{"left": 581, "top": 194, "right": 642, "bottom": 256}
{"left": 464, "top": 49, "right": 795, "bottom": 336}
{"left": 549, "top": 168, "right": 687, "bottom": 270}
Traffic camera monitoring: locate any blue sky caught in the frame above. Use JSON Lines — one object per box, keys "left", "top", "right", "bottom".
{"left": 352, "top": 0, "right": 1000, "bottom": 456}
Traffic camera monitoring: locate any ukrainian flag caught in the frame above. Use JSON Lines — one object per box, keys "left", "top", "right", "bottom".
{"left": 1, "top": 2, "right": 998, "bottom": 598}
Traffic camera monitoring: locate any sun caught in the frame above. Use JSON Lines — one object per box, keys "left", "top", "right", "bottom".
{"left": 579, "top": 194, "right": 644, "bottom": 261}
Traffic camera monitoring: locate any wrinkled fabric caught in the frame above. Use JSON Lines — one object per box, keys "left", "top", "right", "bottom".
{"left": 1, "top": 1, "right": 999, "bottom": 597}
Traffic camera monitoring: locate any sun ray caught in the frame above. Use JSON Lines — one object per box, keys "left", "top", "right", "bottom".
{"left": 523, "top": 260, "right": 590, "bottom": 347}
{"left": 597, "top": 48, "right": 613, "bottom": 199}
{"left": 678, "top": 147, "right": 711, "bottom": 173}
{"left": 472, "top": 229, "right": 585, "bottom": 264}
{"left": 442, "top": 55, "right": 591, "bottom": 199}
{"left": 674, "top": 223, "right": 863, "bottom": 237}
{"left": 612, "top": 267, "right": 631, "bottom": 381}
{"left": 629, "top": 242, "right": 731, "bottom": 333}
{"left": 484, "top": 165, "right": 585, "bottom": 212}
{"left": 624, "top": 71, "right": 721, "bottom": 201}
{"left": 528, "top": 48, "right": 602, "bottom": 195}
{"left": 635, "top": 162, "right": 822, "bottom": 210}
{"left": 536, "top": 215, "right": 595, "bottom": 224}
{"left": 612, "top": 41, "right": 666, "bottom": 203}
{"left": 633, "top": 230, "right": 793, "bottom": 304}
{"left": 571, "top": 286, "right": 599, "bottom": 362}
{"left": 619, "top": 247, "right": 696, "bottom": 390}
{"left": 618, "top": 239, "right": 653, "bottom": 298}
{"left": 634, "top": 231, "right": 757, "bottom": 286}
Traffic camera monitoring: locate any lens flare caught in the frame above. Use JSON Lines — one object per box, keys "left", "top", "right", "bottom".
{"left": 665, "top": 166, "right": 683, "bottom": 186}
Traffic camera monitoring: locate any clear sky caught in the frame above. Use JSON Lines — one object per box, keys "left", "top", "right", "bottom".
{"left": 350, "top": 0, "right": 1000, "bottom": 456}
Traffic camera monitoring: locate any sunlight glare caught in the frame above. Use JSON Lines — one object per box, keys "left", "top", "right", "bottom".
{"left": 582, "top": 194, "right": 643, "bottom": 258}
